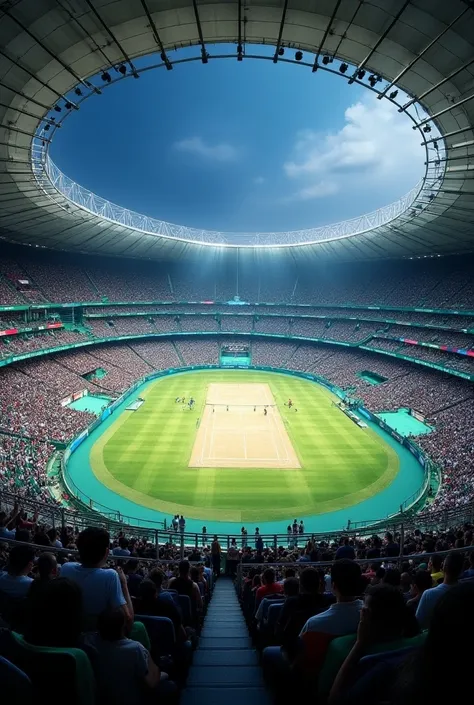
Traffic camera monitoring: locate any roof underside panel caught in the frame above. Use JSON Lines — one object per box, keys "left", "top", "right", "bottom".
{"left": 0, "top": 0, "right": 473, "bottom": 262}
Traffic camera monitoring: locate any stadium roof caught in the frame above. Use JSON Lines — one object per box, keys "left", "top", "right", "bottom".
{"left": 0, "top": 0, "right": 474, "bottom": 263}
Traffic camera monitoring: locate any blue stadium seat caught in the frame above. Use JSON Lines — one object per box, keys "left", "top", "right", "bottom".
{"left": 134, "top": 615, "right": 176, "bottom": 658}
{"left": 178, "top": 594, "right": 193, "bottom": 624}
{"left": 0, "top": 655, "right": 32, "bottom": 704}
{"left": 266, "top": 602, "right": 284, "bottom": 629}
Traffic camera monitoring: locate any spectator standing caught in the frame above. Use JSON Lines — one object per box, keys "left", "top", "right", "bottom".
{"left": 211, "top": 535, "right": 221, "bottom": 577}
{"left": 241, "top": 526, "right": 248, "bottom": 547}
{"left": 179, "top": 515, "right": 186, "bottom": 533}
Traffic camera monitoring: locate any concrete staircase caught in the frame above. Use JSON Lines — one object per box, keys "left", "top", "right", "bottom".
{"left": 182, "top": 578, "right": 271, "bottom": 705}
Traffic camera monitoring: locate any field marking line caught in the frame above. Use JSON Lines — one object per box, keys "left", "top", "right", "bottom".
{"left": 243, "top": 411, "right": 248, "bottom": 461}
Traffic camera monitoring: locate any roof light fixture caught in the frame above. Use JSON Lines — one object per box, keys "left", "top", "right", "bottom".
{"left": 339, "top": 62, "right": 348, "bottom": 73}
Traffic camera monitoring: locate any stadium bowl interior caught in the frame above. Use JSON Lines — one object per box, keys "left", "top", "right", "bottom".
{"left": 0, "top": 0, "right": 473, "bottom": 539}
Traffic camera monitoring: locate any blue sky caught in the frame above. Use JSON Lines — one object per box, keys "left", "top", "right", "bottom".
{"left": 51, "top": 45, "right": 425, "bottom": 233}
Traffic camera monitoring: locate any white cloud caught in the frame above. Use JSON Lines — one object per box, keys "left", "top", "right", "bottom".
{"left": 291, "top": 181, "right": 339, "bottom": 201}
{"left": 174, "top": 136, "right": 238, "bottom": 163}
{"left": 283, "top": 94, "right": 424, "bottom": 202}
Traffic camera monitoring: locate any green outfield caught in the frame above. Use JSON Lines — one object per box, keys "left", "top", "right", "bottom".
{"left": 90, "top": 370, "right": 399, "bottom": 522}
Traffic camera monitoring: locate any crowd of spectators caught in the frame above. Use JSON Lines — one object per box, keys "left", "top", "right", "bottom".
{"left": 0, "top": 328, "right": 88, "bottom": 359}
{"left": 0, "top": 435, "right": 55, "bottom": 504}
{"left": 0, "top": 247, "right": 473, "bottom": 310}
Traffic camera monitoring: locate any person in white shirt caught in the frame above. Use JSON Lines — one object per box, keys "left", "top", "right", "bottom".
{"left": 300, "top": 559, "right": 363, "bottom": 637}
{"left": 416, "top": 551, "right": 464, "bottom": 629}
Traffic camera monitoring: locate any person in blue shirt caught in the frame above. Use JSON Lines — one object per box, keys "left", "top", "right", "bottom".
{"left": 0, "top": 505, "right": 20, "bottom": 540}
{"left": 0, "top": 544, "right": 34, "bottom": 598}
{"left": 461, "top": 551, "right": 474, "bottom": 579}
{"left": 416, "top": 552, "right": 464, "bottom": 629}
{"left": 335, "top": 537, "right": 356, "bottom": 560}
{"left": 61, "top": 526, "right": 133, "bottom": 632}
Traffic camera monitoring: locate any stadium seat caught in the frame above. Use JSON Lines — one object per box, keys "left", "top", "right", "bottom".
{"left": 134, "top": 614, "right": 176, "bottom": 658}
{"left": 0, "top": 655, "right": 32, "bottom": 704}
{"left": 0, "top": 630, "right": 96, "bottom": 705}
{"left": 266, "top": 602, "right": 284, "bottom": 629}
{"left": 178, "top": 594, "right": 193, "bottom": 624}
{"left": 0, "top": 593, "right": 26, "bottom": 631}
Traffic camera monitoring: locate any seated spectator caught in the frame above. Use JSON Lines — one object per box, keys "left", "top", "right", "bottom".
{"left": 168, "top": 559, "right": 203, "bottom": 614}
{"left": 390, "top": 582, "right": 474, "bottom": 705}
{"left": 92, "top": 608, "right": 170, "bottom": 705}
{"left": 300, "top": 560, "right": 363, "bottom": 639}
{"left": 277, "top": 568, "right": 335, "bottom": 655}
{"left": 406, "top": 570, "right": 433, "bottom": 612}
{"left": 416, "top": 552, "right": 464, "bottom": 629}
{"left": 61, "top": 526, "right": 133, "bottom": 631}
{"left": 24, "top": 577, "right": 83, "bottom": 648}
{"left": 382, "top": 569, "right": 401, "bottom": 588}
{"left": 134, "top": 578, "right": 185, "bottom": 640}
{"left": 256, "top": 568, "right": 284, "bottom": 607}
{"left": 123, "top": 558, "right": 143, "bottom": 598}
{"left": 461, "top": 551, "right": 474, "bottom": 579}
{"left": 336, "top": 537, "right": 356, "bottom": 560}
{"left": 384, "top": 532, "right": 400, "bottom": 558}
{"left": 32, "top": 551, "right": 58, "bottom": 586}
{"left": 113, "top": 537, "right": 131, "bottom": 557}
{"left": 327, "top": 584, "right": 423, "bottom": 703}
{"left": 0, "top": 544, "right": 34, "bottom": 598}
{"left": 429, "top": 554, "right": 444, "bottom": 585}
{"left": 190, "top": 565, "right": 207, "bottom": 598}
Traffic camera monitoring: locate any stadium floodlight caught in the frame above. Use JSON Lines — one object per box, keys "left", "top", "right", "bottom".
{"left": 322, "top": 55, "right": 332, "bottom": 65}
{"left": 433, "top": 141, "right": 439, "bottom": 150}
{"left": 423, "top": 124, "right": 432, "bottom": 133}
{"left": 118, "top": 65, "right": 127, "bottom": 75}
{"left": 356, "top": 69, "right": 365, "bottom": 80}
{"left": 101, "top": 71, "right": 111, "bottom": 83}
{"left": 44, "top": 124, "right": 50, "bottom": 131}
{"left": 295, "top": 50, "right": 303, "bottom": 61}
{"left": 54, "top": 105, "right": 62, "bottom": 112}
{"left": 389, "top": 90, "right": 398, "bottom": 99}
{"left": 74, "top": 88, "right": 82, "bottom": 96}
{"left": 278, "top": 46, "right": 284, "bottom": 56}
{"left": 368, "top": 74, "right": 377, "bottom": 87}
{"left": 339, "top": 62, "right": 348, "bottom": 73}
{"left": 65, "top": 102, "right": 73, "bottom": 110}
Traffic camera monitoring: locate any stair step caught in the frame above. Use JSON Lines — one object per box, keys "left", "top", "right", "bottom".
{"left": 182, "top": 687, "right": 272, "bottom": 705}
{"left": 188, "top": 665, "right": 264, "bottom": 687}
{"left": 201, "top": 625, "right": 249, "bottom": 638}
{"left": 193, "top": 649, "right": 259, "bottom": 667}
{"left": 199, "top": 637, "right": 252, "bottom": 649}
